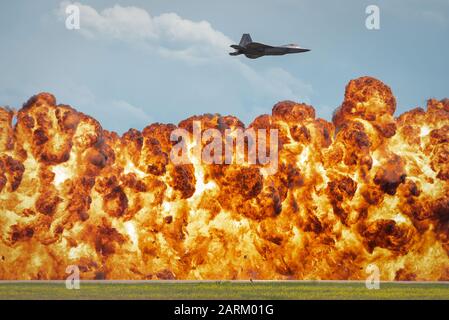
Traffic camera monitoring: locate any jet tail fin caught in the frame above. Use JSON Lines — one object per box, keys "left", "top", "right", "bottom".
{"left": 231, "top": 44, "right": 244, "bottom": 50}
{"left": 239, "top": 33, "right": 252, "bottom": 47}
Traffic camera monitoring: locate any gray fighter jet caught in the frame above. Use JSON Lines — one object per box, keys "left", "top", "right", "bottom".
{"left": 229, "top": 34, "right": 310, "bottom": 59}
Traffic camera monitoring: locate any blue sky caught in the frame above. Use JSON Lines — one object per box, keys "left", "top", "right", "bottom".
{"left": 0, "top": 0, "right": 448, "bottom": 133}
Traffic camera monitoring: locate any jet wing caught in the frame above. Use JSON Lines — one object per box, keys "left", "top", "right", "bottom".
{"left": 246, "top": 42, "right": 274, "bottom": 51}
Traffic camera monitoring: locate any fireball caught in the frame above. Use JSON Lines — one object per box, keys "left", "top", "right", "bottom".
{"left": 0, "top": 77, "right": 448, "bottom": 280}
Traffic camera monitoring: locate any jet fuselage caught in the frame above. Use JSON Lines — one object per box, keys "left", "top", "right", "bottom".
{"left": 230, "top": 34, "right": 310, "bottom": 59}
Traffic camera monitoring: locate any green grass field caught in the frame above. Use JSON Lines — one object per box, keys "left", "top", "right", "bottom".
{"left": 0, "top": 281, "right": 448, "bottom": 300}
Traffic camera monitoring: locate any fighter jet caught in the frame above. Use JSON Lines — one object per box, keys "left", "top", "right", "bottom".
{"left": 229, "top": 34, "right": 310, "bottom": 59}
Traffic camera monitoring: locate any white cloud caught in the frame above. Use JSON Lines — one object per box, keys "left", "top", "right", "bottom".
{"left": 154, "top": 13, "right": 231, "bottom": 50}
{"left": 57, "top": 1, "right": 232, "bottom": 57}
{"left": 60, "top": 2, "right": 157, "bottom": 40}
{"left": 110, "top": 100, "right": 152, "bottom": 123}
{"left": 61, "top": 85, "right": 152, "bottom": 132}
{"left": 42, "top": 81, "right": 152, "bottom": 133}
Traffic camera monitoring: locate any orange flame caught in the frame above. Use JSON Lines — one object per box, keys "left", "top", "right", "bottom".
{"left": 0, "top": 77, "right": 448, "bottom": 280}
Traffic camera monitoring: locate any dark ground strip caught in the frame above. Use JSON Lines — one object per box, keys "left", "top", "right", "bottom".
{"left": 0, "top": 281, "right": 448, "bottom": 300}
